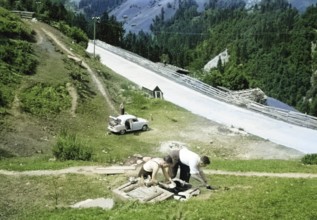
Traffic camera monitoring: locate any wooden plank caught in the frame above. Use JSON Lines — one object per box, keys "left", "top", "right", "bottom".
{"left": 113, "top": 182, "right": 174, "bottom": 203}
{"left": 96, "top": 166, "right": 136, "bottom": 170}
{"left": 122, "top": 184, "right": 138, "bottom": 193}
{"left": 143, "top": 191, "right": 164, "bottom": 202}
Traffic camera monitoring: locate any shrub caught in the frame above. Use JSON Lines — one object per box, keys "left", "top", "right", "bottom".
{"left": 1, "top": 40, "right": 38, "bottom": 76}
{"left": 0, "top": 84, "right": 13, "bottom": 108}
{"left": 52, "top": 130, "right": 92, "bottom": 161}
{"left": 0, "top": 148, "right": 15, "bottom": 159}
{"left": 54, "top": 21, "right": 88, "bottom": 47}
{"left": 0, "top": 8, "right": 35, "bottom": 41}
{"left": 301, "top": 154, "right": 317, "bottom": 165}
{"left": 20, "top": 84, "right": 71, "bottom": 117}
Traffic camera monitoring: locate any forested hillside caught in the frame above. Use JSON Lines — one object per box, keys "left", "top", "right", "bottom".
{"left": 120, "top": 0, "right": 317, "bottom": 116}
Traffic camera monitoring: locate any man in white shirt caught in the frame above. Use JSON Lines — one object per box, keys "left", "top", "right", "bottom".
{"left": 168, "top": 147, "right": 214, "bottom": 190}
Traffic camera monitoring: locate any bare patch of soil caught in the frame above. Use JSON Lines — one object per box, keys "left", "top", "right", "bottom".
{"left": 66, "top": 83, "right": 78, "bottom": 117}
{"left": 157, "top": 122, "right": 304, "bottom": 160}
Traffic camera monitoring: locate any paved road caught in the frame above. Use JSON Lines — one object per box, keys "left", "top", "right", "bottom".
{"left": 87, "top": 42, "right": 317, "bottom": 154}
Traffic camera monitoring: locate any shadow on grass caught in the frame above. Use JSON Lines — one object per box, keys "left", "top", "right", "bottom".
{"left": 0, "top": 148, "right": 16, "bottom": 159}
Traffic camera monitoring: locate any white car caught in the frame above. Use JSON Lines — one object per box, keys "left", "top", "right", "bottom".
{"left": 108, "top": 114, "right": 149, "bottom": 134}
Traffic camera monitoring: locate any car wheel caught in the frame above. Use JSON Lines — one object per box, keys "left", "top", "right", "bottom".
{"left": 120, "top": 129, "right": 126, "bottom": 135}
{"left": 142, "top": 125, "right": 148, "bottom": 131}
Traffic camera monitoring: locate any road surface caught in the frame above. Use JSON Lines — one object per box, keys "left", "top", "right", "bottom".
{"left": 86, "top": 42, "right": 317, "bottom": 154}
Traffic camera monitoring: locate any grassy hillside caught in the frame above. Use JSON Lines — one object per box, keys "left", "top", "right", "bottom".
{"left": 1, "top": 7, "right": 317, "bottom": 220}
{"left": 0, "top": 8, "right": 120, "bottom": 161}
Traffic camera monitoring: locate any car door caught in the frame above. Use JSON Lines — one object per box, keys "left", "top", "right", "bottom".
{"left": 131, "top": 118, "right": 142, "bottom": 131}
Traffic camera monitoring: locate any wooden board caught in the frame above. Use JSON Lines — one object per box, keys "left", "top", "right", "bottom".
{"left": 113, "top": 181, "right": 174, "bottom": 203}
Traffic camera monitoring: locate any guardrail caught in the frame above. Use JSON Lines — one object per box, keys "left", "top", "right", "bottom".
{"left": 11, "top": 10, "right": 34, "bottom": 19}
{"left": 94, "top": 40, "right": 317, "bottom": 130}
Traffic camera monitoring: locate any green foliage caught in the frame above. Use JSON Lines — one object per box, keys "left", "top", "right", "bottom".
{"left": 66, "top": 60, "right": 96, "bottom": 102}
{"left": 52, "top": 130, "right": 93, "bottom": 161}
{"left": 0, "top": 82, "right": 14, "bottom": 108}
{"left": 54, "top": 21, "right": 88, "bottom": 47}
{"left": 223, "top": 67, "right": 249, "bottom": 90}
{"left": 301, "top": 154, "right": 317, "bottom": 165}
{"left": 0, "top": 8, "right": 39, "bottom": 108}
{"left": 203, "top": 69, "right": 223, "bottom": 87}
{"left": 1, "top": 0, "right": 93, "bottom": 49}
{"left": 0, "top": 7, "right": 35, "bottom": 41}
{"left": 123, "top": 90, "right": 149, "bottom": 111}
{"left": 1, "top": 39, "right": 38, "bottom": 75}
{"left": 160, "top": 53, "right": 170, "bottom": 65}
{"left": 96, "top": 11, "right": 124, "bottom": 46}
{"left": 0, "top": 148, "right": 15, "bottom": 159}
{"left": 69, "top": 26, "right": 88, "bottom": 47}
{"left": 19, "top": 83, "right": 71, "bottom": 117}
{"left": 0, "top": 8, "right": 38, "bottom": 76}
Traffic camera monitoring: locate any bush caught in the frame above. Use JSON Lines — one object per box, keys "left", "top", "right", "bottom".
{"left": 301, "top": 154, "right": 317, "bottom": 165}
{"left": 0, "top": 148, "right": 15, "bottom": 159}
{"left": 0, "top": 8, "right": 35, "bottom": 41}
{"left": 0, "top": 84, "right": 13, "bottom": 108}
{"left": 1, "top": 39, "right": 38, "bottom": 76}
{"left": 20, "top": 83, "right": 71, "bottom": 117}
{"left": 54, "top": 21, "right": 88, "bottom": 47}
{"left": 52, "top": 130, "right": 92, "bottom": 161}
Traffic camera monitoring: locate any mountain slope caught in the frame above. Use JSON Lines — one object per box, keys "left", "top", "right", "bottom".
{"left": 109, "top": 0, "right": 180, "bottom": 34}
{"left": 106, "top": 0, "right": 317, "bottom": 33}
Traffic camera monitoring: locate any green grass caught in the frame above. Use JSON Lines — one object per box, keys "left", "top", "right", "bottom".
{"left": 31, "top": 35, "right": 69, "bottom": 86}
{"left": 1, "top": 174, "right": 317, "bottom": 220}
{"left": 0, "top": 156, "right": 97, "bottom": 171}
{"left": 211, "top": 159, "right": 317, "bottom": 173}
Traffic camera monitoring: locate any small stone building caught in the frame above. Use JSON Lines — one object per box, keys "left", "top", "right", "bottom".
{"left": 142, "top": 86, "right": 163, "bottom": 99}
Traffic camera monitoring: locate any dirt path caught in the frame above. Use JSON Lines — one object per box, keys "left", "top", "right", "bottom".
{"left": 40, "top": 26, "right": 117, "bottom": 114}
{"left": 66, "top": 82, "right": 78, "bottom": 117}
{"left": 1, "top": 166, "right": 316, "bottom": 179}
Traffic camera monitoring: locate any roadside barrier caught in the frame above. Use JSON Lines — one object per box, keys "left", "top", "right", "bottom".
{"left": 94, "top": 40, "right": 317, "bottom": 130}
{"left": 11, "top": 10, "right": 34, "bottom": 19}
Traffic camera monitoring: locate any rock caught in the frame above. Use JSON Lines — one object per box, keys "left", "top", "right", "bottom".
{"left": 71, "top": 198, "right": 114, "bottom": 210}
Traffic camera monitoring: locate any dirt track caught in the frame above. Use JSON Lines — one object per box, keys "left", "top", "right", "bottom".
{"left": 1, "top": 166, "right": 317, "bottom": 179}
{"left": 40, "top": 25, "right": 117, "bottom": 115}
